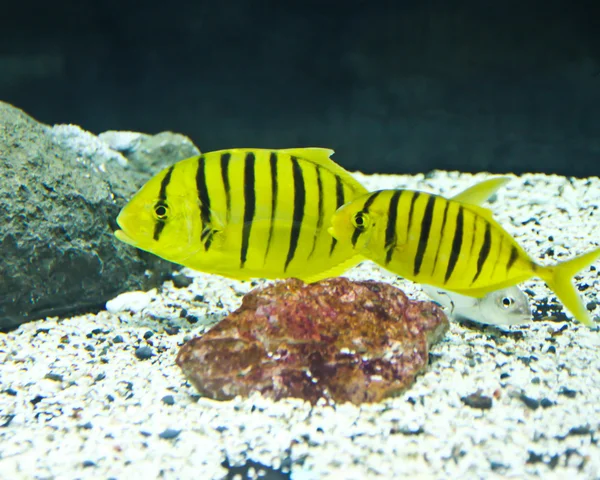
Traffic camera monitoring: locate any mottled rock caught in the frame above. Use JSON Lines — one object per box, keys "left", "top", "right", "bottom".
{"left": 0, "top": 101, "right": 174, "bottom": 330}
{"left": 177, "top": 278, "right": 448, "bottom": 405}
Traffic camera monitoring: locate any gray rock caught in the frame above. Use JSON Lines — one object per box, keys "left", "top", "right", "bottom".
{"left": 98, "top": 130, "right": 200, "bottom": 179}
{"left": 0, "top": 101, "right": 175, "bottom": 330}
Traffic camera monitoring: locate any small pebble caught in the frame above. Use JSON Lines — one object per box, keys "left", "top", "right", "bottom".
{"left": 559, "top": 387, "right": 577, "bottom": 398}
{"left": 113, "top": 335, "right": 124, "bottom": 343}
{"left": 158, "top": 429, "right": 181, "bottom": 440}
{"left": 461, "top": 392, "right": 493, "bottom": 410}
{"left": 540, "top": 398, "right": 556, "bottom": 408}
{"left": 568, "top": 425, "right": 591, "bottom": 436}
{"left": 82, "top": 461, "right": 96, "bottom": 468}
{"left": 44, "top": 373, "right": 63, "bottom": 382}
{"left": 164, "top": 326, "right": 180, "bottom": 336}
{"left": 2, "top": 414, "right": 16, "bottom": 428}
{"left": 162, "top": 395, "right": 175, "bottom": 406}
{"left": 519, "top": 394, "right": 540, "bottom": 410}
{"left": 143, "top": 331, "right": 154, "bottom": 340}
{"left": 490, "top": 461, "right": 508, "bottom": 472}
{"left": 105, "top": 290, "right": 154, "bottom": 314}
{"left": 171, "top": 273, "right": 193, "bottom": 288}
{"left": 586, "top": 301, "right": 597, "bottom": 311}
{"left": 135, "top": 346, "right": 154, "bottom": 360}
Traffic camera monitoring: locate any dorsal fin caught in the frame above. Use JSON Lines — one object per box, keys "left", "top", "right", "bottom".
{"left": 278, "top": 147, "right": 368, "bottom": 195}
{"left": 450, "top": 176, "right": 512, "bottom": 221}
{"left": 451, "top": 176, "right": 512, "bottom": 206}
{"left": 463, "top": 203, "right": 495, "bottom": 221}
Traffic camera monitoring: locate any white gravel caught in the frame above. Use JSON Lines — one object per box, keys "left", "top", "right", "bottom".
{"left": 1, "top": 171, "right": 599, "bottom": 480}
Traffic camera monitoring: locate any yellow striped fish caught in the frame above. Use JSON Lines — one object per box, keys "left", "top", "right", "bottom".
{"left": 328, "top": 182, "right": 600, "bottom": 327}
{"left": 115, "top": 147, "right": 368, "bottom": 282}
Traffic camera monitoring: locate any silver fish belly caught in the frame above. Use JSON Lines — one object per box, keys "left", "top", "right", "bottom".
{"left": 421, "top": 284, "right": 532, "bottom": 326}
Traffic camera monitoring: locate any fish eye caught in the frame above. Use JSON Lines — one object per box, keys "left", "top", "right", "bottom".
{"left": 501, "top": 296, "right": 514, "bottom": 308}
{"left": 154, "top": 202, "right": 169, "bottom": 220}
{"left": 353, "top": 212, "right": 368, "bottom": 231}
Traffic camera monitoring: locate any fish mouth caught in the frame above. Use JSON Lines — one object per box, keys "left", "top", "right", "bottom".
{"left": 515, "top": 314, "right": 532, "bottom": 325}
{"left": 500, "top": 313, "right": 531, "bottom": 326}
{"left": 114, "top": 229, "right": 138, "bottom": 247}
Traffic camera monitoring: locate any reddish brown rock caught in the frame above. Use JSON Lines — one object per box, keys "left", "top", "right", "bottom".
{"left": 176, "top": 278, "right": 448, "bottom": 405}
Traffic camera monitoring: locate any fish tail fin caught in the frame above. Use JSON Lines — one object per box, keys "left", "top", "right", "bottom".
{"left": 538, "top": 247, "right": 600, "bottom": 327}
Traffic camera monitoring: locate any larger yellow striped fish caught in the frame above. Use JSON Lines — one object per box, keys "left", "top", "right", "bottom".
{"left": 328, "top": 184, "right": 600, "bottom": 327}
{"left": 114, "top": 148, "right": 368, "bottom": 282}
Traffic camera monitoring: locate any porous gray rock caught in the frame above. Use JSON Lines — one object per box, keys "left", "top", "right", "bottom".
{"left": 0, "top": 101, "right": 178, "bottom": 330}
{"left": 98, "top": 130, "right": 200, "bottom": 179}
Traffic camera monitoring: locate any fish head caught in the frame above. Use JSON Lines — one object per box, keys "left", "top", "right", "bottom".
{"left": 114, "top": 171, "right": 199, "bottom": 264}
{"left": 328, "top": 194, "right": 379, "bottom": 252}
{"left": 479, "top": 286, "right": 532, "bottom": 326}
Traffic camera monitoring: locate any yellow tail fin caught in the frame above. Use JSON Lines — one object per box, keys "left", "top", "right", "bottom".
{"left": 539, "top": 247, "right": 600, "bottom": 327}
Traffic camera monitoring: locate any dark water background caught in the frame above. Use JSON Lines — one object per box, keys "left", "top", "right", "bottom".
{"left": 1, "top": 0, "right": 599, "bottom": 177}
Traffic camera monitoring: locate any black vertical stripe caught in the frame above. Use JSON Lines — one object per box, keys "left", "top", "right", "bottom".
{"left": 220, "top": 152, "right": 231, "bottom": 223}
{"left": 413, "top": 195, "right": 436, "bottom": 276}
{"left": 264, "top": 152, "right": 278, "bottom": 261}
{"left": 407, "top": 192, "right": 420, "bottom": 239}
{"left": 507, "top": 245, "right": 519, "bottom": 272}
{"left": 329, "top": 175, "right": 345, "bottom": 255}
{"left": 152, "top": 166, "right": 174, "bottom": 240}
{"left": 490, "top": 235, "right": 504, "bottom": 279}
{"left": 308, "top": 166, "right": 324, "bottom": 259}
{"left": 471, "top": 221, "right": 491, "bottom": 284}
{"left": 284, "top": 157, "right": 305, "bottom": 271}
{"left": 195, "top": 157, "right": 212, "bottom": 250}
{"left": 431, "top": 200, "right": 449, "bottom": 275}
{"left": 240, "top": 152, "right": 256, "bottom": 268}
{"left": 158, "top": 166, "right": 174, "bottom": 201}
{"left": 351, "top": 190, "right": 381, "bottom": 248}
{"left": 384, "top": 190, "right": 402, "bottom": 264}
{"left": 468, "top": 215, "right": 477, "bottom": 257}
{"left": 444, "top": 205, "right": 464, "bottom": 283}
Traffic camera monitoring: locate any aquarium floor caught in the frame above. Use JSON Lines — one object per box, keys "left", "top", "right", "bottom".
{"left": 1, "top": 171, "right": 599, "bottom": 480}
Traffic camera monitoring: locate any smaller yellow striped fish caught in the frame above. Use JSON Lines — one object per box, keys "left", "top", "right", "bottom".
{"left": 328, "top": 181, "right": 600, "bottom": 327}
{"left": 115, "top": 147, "right": 368, "bottom": 282}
